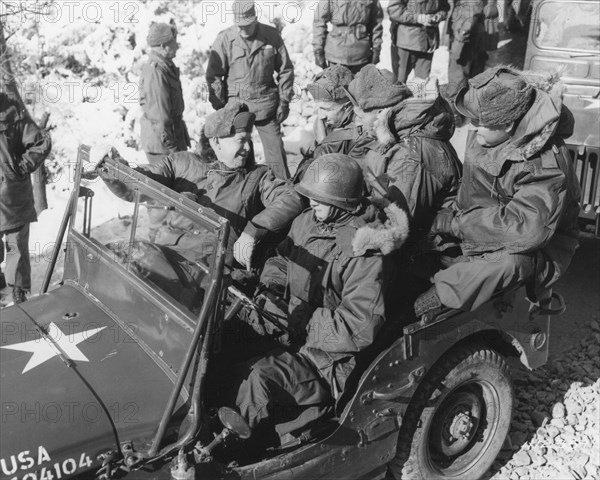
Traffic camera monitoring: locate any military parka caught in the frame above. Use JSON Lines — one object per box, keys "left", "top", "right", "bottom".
{"left": 354, "top": 95, "right": 462, "bottom": 236}
{"left": 0, "top": 98, "right": 52, "bottom": 232}
{"left": 438, "top": 75, "right": 581, "bottom": 289}
{"left": 139, "top": 51, "right": 190, "bottom": 155}
{"left": 261, "top": 202, "right": 409, "bottom": 399}
{"left": 206, "top": 23, "right": 294, "bottom": 122}
{"left": 313, "top": 0, "right": 384, "bottom": 66}
{"left": 388, "top": 0, "right": 449, "bottom": 53}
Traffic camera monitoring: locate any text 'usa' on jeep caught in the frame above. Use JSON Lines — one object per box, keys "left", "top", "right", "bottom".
{"left": 0, "top": 146, "right": 566, "bottom": 480}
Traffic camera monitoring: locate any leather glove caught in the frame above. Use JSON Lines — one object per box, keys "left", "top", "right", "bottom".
{"left": 371, "top": 50, "right": 380, "bottom": 65}
{"left": 314, "top": 51, "right": 327, "bottom": 69}
{"left": 276, "top": 103, "right": 290, "bottom": 124}
{"left": 430, "top": 210, "right": 456, "bottom": 236}
{"left": 484, "top": 3, "right": 499, "bottom": 19}
{"left": 233, "top": 232, "right": 256, "bottom": 271}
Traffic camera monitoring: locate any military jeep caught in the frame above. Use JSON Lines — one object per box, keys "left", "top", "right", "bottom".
{"left": 0, "top": 146, "right": 564, "bottom": 480}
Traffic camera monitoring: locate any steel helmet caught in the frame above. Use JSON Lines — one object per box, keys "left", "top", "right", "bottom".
{"left": 295, "top": 153, "right": 364, "bottom": 211}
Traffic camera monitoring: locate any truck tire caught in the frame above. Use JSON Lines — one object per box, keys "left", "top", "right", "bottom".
{"left": 388, "top": 344, "right": 513, "bottom": 480}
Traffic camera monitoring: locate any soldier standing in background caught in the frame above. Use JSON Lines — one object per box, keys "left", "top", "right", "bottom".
{"left": 206, "top": 0, "right": 294, "bottom": 180}
{"left": 312, "top": 0, "right": 384, "bottom": 74}
{"left": 388, "top": 0, "right": 449, "bottom": 83}
{"left": 139, "top": 22, "right": 190, "bottom": 164}
{"left": 445, "top": 0, "right": 499, "bottom": 123}
{"left": 0, "top": 93, "right": 52, "bottom": 304}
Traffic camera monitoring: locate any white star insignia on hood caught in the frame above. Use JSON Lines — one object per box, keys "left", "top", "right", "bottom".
{"left": 2, "top": 323, "right": 106, "bottom": 373}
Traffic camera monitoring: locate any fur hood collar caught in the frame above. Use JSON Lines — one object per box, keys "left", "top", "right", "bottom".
{"left": 501, "top": 68, "right": 572, "bottom": 160}
{"left": 342, "top": 200, "right": 409, "bottom": 257}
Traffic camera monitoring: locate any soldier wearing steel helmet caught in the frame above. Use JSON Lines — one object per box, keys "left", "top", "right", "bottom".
{"left": 224, "top": 153, "right": 409, "bottom": 442}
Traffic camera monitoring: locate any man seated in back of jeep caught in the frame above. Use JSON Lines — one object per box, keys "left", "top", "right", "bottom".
{"left": 217, "top": 154, "right": 409, "bottom": 449}
{"left": 416, "top": 67, "right": 581, "bottom": 319}
{"left": 92, "top": 102, "right": 304, "bottom": 272}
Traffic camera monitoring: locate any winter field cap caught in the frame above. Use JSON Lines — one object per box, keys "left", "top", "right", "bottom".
{"left": 295, "top": 153, "right": 364, "bottom": 211}
{"left": 307, "top": 65, "right": 354, "bottom": 104}
{"left": 455, "top": 66, "right": 535, "bottom": 127}
{"left": 147, "top": 22, "right": 176, "bottom": 47}
{"left": 345, "top": 65, "right": 413, "bottom": 112}
{"left": 204, "top": 103, "right": 256, "bottom": 138}
{"left": 233, "top": 0, "right": 257, "bottom": 26}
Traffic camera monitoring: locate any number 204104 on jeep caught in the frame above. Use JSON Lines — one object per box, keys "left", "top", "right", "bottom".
{"left": 0, "top": 146, "right": 566, "bottom": 480}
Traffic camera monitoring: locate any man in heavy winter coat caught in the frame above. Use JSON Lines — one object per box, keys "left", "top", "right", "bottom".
{"left": 388, "top": 0, "right": 449, "bottom": 83}
{"left": 139, "top": 22, "right": 190, "bottom": 164}
{"left": 346, "top": 66, "right": 462, "bottom": 240}
{"left": 0, "top": 93, "right": 52, "bottom": 304}
{"left": 312, "top": 0, "right": 384, "bottom": 73}
{"left": 229, "top": 154, "right": 409, "bottom": 442}
{"left": 94, "top": 103, "right": 303, "bottom": 271}
{"left": 416, "top": 67, "right": 581, "bottom": 317}
{"left": 205, "top": 0, "right": 294, "bottom": 180}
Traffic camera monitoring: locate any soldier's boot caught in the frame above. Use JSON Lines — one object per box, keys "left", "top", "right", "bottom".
{"left": 414, "top": 285, "right": 444, "bottom": 325}
{"left": 12, "top": 288, "right": 27, "bottom": 305}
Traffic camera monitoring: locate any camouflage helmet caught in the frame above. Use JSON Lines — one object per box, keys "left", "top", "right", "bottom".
{"left": 295, "top": 153, "right": 364, "bottom": 211}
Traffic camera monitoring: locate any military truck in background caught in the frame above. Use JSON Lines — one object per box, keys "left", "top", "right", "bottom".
{"left": 525, "top": 0, "right": 600, "bottom": 235}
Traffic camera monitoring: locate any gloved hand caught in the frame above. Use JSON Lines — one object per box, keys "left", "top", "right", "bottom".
{"left": 233, "top": 231, "right": 256, "bottom": 271}
{"left": 314, "top": 51, "right": 327, "bottom": 69}
{"left": 371, "top": 50, "right": 380, "bottom": 65}
{"left": 429, "top": 12, "right": 444, "bottom": 25}
{"left": 276, "top": 103, "right": 290, "bottom": 124}
{"left": 430, "top": 210, "right": 456, "bottom": 235}
{"left": 484, "top": 3, "right": 499, "bottom": 19}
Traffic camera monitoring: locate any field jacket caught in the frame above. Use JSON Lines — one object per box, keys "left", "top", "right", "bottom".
{"left": 139, "top": 51, "right": 190, "bottom": 155}
{"left": 313, "top": 0, "right": 384, "bottom": 66}
{"left": 0, "top": 99, "right": 52, "bottom": 231}
{"left": 388, "top": 0, "right": 449, "bottom": 53}
{"left": 206, "top": 23, "right": 294, "bottom": 122}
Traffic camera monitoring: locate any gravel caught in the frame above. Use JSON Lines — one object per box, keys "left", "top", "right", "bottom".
{"left": 486, "top": 320, "right": 600, "bottom": 479}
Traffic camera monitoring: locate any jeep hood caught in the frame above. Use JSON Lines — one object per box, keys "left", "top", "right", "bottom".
{"left": 0, "top": 285, "right": 185, "bottom": 478}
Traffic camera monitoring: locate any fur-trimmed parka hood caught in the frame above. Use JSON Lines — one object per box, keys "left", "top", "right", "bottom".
{"left": 334, "top": 200, "right": 409, "bottom": 257}
{"left": 373, "top": 94, "right": 455, "bottom": 147}
{"left": 497, "top": 68, "right": 572, "bottom": 161}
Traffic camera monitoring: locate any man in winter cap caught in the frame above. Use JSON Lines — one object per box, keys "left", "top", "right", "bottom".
{"left": 293, "top": 65, "right": 358, "bottom": 183}
{"left": 416, "top": 66, "right": 581, "bottom": 320}
{"left": 91, "top": 102, "right": 303, "bottom": 272}
{"left": 139, "top": 22, "right": 190, "bottom": 164}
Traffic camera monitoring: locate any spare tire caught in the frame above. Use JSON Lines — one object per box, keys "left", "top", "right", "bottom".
{"left": 388, "top": 344, "right": 513, "bottom": 480}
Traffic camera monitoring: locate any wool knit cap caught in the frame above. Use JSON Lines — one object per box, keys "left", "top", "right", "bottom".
{"left": 204, "top": 102, "right": 255, "bottom": 138}
{"left": 345, "top": 65, "right": 413, "bottom": 112}
{"left": 307, "top": 65, "right": 354, "bottom": 104}
{"left": 455, "top": 66, "right": 535, "bottom": 127}
{"left": 147, "top": 22, "right": 176, "bottom": 47}
{"left": 233, "top": 0, "right": 257, "bottom": 26}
